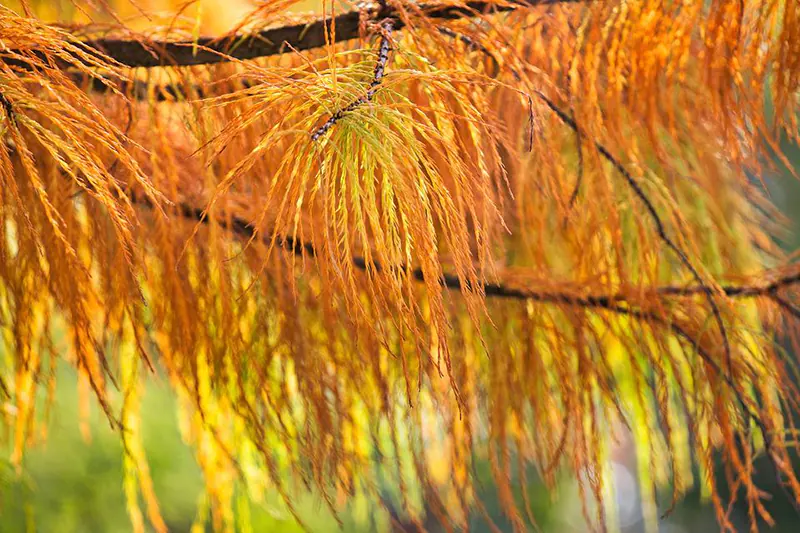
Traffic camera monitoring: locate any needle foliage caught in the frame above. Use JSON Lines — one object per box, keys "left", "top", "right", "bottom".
{"left": 1, "top": 1, "right": 800, "bottom": 531}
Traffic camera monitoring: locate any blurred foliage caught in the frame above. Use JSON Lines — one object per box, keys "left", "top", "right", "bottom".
{"left": 0, "top": 362, "right": 556, "bottom": 532}
{"left": 0, "top": 364, "right": 200, "bottom": 533}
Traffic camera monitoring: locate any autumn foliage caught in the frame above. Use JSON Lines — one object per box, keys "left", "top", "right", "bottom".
{"left": 2, "top": 0, "right": 800, "bottom": 531}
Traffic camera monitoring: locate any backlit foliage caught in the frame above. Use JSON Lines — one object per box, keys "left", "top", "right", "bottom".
{"left": 2, "top": 0, "right": 800, "bottom": 531}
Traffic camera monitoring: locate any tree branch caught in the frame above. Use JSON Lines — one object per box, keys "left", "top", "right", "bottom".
{"left": 535, "top": 90, "right": 735, "bottom": 370}
{"left": 2, "top": 1, "right": 583, "bottom": 70}
{"left": 130, "top": 191, "right": 800, "bottom": 311}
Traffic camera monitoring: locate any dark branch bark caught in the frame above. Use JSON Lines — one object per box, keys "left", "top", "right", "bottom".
{"left": 2, "top": 1, "right": 582, "bottom": 70}
{"left": 133, "top": 192, "right": 800, "bottom": 310}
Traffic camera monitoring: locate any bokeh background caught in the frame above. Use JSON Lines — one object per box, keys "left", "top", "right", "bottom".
{"left": 1, "top": 1, "right": 799, "bottom": 531}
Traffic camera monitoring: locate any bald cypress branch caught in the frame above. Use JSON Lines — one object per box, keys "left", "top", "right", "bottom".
{"left": 536, "top": 90, "right": 734, "bottom": 370}
{"left": 1, "top": 1, "right": 583, "bottom": 71}
{"left": 130, "top": 191, "right": 800, "bottom": 310}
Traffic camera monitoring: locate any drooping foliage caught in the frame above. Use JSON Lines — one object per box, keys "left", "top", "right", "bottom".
{"left": 1, "top": 0, "right": 800, "bottom": 531}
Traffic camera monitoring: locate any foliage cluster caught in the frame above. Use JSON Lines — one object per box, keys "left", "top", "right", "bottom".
{"left": 1, "top": 1, "right": 800, "bottom": 531}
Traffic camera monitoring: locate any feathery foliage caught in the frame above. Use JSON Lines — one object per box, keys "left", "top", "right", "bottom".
{"left": 2, "top": 0, "right": 800, "bottom": 531}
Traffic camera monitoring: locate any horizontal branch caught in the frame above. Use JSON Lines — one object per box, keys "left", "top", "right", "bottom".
{"left": 3, "top": 0, "right": 582, "bottom": 70}
{"left": 140, "top": 193, "right": 800, "bottom": 312}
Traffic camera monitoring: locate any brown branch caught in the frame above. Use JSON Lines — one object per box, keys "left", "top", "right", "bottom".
{"left": 1, "top": 1, "right": 583, "bottom": 70}
{"left": 130, "top": 191, "right": 800, "bottom": 311}
{"left": 9, "top": 10, "right": 797, "bottom": 357}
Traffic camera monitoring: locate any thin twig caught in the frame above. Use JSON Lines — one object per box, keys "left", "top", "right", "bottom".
{"left": 773, "top": 293, "right": 800, "bottom": 321}
{"left": 536, "top": 91, "right": 734, "bottom": 373}
{"left": 125, "top": 190, "right": 800, "bottom": 310}
{"left": 145, "top": 188, "right": 800, "bottom": 497}
{"left": 567, "top": 119, "right": 583, "bottom": 209}
{"left": 311, "top": 20, "right": 393, "bottom": 141}
{"left": 429, "top": 26, "right": 734, "bottom": 369}
{"left": 4, "top": 17, "right": 782, "bottom": 377}
{"left": 9, "top": 28, "right": 795, "bottom": 340}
